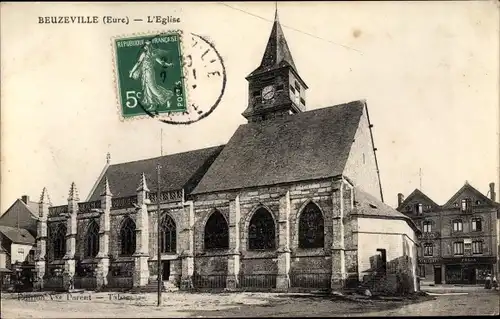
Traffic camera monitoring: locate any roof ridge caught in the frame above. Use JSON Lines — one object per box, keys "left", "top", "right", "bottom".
{"left": 398, "top": 188, "right": 440, "bottom": 209}
{"left": 86, "top": 144, "right": 226, "bottom": 201}
{"left": 192, "top": 101, "right": 365, "bottom": 195}
{"left": 241, "top": 100, "right": 366, "bottom": 128}
{"left": 442, "top": 182, "right": 495, "bottom": 207}
{"left": 109, "top": 144, "right": 225, "bottom": 167}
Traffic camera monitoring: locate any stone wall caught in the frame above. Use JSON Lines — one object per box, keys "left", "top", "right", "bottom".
{"left": 37, "top": 176, "right": 369, "bottom": 291}
{"left": 190, "top": 177, "right": 357, "bottom": 290}
{"left": 343, "top": 104, "right": 382, "bottom": 202}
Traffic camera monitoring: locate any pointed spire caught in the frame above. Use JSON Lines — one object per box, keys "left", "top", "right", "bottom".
{"left": 39, "top": 187, "right": 51, "bottom": 204}
{"left": 68, "top": 182, "right": 80, "bottom": 201}
{"left": 101, "top": 177, "right": 113, "bottom": 196}
{"left": 274, "top": 2, "right": 279, "bottom": 22}
{"left": 137, "top": 173, "right": 150, "bottom": 192}
{"left": 248, "top": 6, "right": 298, "bottom": 77}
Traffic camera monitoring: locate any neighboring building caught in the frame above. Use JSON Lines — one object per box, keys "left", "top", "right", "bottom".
{"left": 0, "top": 245, "right": 11, "bottom": 270}
{"left": 0, "top": 245, "right": 12, "bottom": 289}
{"left": 0, "top": 195, "right": 39, "bottom": 237}
{"left": 397, "top": 182, "right": 499, "bottom": 285}
{"left": 35, "top": 11, "right": 419, "bottom": 294}
{"left": 0, "top": 195, "right": 38, "bottom": 287}
{"left": 0, "top": 225, "right": 36, "bottom": 266}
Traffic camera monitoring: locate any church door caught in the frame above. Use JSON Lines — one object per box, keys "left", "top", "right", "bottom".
{"left": 162, "top": 261, "right": 170, "bottom": 281}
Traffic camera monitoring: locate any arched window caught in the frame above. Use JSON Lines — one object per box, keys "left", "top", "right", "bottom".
{"left": 120, "top": 216, "right": 136, "bottom": 256}
{"left": 204, "top": 210, "right": 229, "bottom": 250}
{"left": 298, "top": 202, "right": 325, "bottom": 249}
{"left": 160, "top": 214, "right": 176, "bottom": 253}
{"left": 248, "top": 208, "right": 275, "bottom": 250}
{"left": 85, "top": 219, "right": 99, "bottom": 258}
{"left": 50, "top": 223, "right": 66, "bottom": 260}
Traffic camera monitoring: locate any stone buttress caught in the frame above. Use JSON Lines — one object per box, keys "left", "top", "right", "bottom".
{"left": 35, "top": 187, "right": 51, "bottom": 290}
{"left": 133, "top": 173, "right": 150, "bottom": 287}
{"left": 96, "top": 177, "right": 112, "bottom": 289}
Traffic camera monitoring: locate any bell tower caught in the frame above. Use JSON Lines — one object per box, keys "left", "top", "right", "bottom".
{"left": 243, "top": 8, "right": 308, "bottom": 123}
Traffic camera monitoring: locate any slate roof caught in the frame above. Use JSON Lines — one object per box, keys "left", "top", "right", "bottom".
{"left": 442, "top": 181, "right": 497, "bottom": 208}
{"left": 24, "top": 201, "right": 40, "bottom": 217}
{"left": 247, "top": 11, "right": 306, "bottom": 87}
{"left": 0, "top": 199, "right": 39, "bottom": 236}
{"left": 87, "top": 145, "right": 225, "bottom": 201}
{"left": 398, "top": 182, "right": 500, "bottom": 211}
{"left": 0, "top": 225, "right": 36, "bottom": 245}
{"left": 192, "top": 100, "right": 365, "bottom": 194}
{"left": 353, "top": 188, "right": 420, "bottom": 234}
{"left": 397, "top": 188, "right": 440, "bottom": 211}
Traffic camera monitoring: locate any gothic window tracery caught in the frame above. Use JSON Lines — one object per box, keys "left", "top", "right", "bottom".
{"left": 85, "top": 219, "right": 99, "bottom": 258}
{"left": 49, "top": 223, "right": 66, "bottom": 260}
{"left": 298, "top": 202, "right": 325, "bottom": 249}
{"left": 160, "top": 213, "right": 176, "bottom": 253}
{"left": 204, "top": 210, "right": 229, "bottom": 250}
{"left": 248, "top": 208, "right": 276, "bottom": 250}
{"left": 120, "top": 216, "right": 136, "bottom": 256}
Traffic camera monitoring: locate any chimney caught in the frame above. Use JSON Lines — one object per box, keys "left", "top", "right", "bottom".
{"left": 21, "top": 195, "right": 29, "bottom": 204}
{"left": 397, "top": 193, "right": 404, "bottom": 207}
{"left": 489, "top": 183, "right": 496, "bottom": 202}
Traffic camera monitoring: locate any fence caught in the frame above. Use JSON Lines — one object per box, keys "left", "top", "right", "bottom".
{"left": 73, "top": 277, "right": 97, "bottom": 290}
{"left": 192, "top": 274, "right": 226, "bottom": 289}
{"left": 289, "top": 273, "right": 331, "bottom": 289}
{"left": 238, "top": 274, "right": 277, "bottom": 290}
{"left": 191, "top": 273, "right": 333, "bottom": 290}
{"left": 107, "top": 276, "right": 133, "bottom": 289}
{"left": 43, "top": 276, "right": 64, "bottom": 290}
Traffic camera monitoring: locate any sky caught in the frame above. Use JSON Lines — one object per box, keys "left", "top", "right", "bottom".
{"left": 1, "top": 1, "right": 499, "bottom": 212}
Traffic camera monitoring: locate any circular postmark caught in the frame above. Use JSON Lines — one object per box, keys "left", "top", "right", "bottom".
{"left": 116, "top": 31, "right": 226, "bottom": 125}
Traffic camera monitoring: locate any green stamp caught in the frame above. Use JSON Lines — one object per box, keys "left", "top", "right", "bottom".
{"left": 114, "top": 32, "right": 187, "bottom": 118}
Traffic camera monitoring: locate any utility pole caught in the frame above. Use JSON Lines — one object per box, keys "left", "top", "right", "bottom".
{"left": 156, "top": 162, "right": 162, "bottom": 306}
{"left": 160, "top": 128, "right": 163, "bottom": 157}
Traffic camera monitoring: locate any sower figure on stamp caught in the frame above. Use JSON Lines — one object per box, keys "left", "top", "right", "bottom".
{"left": 129, "top": 40, "right": 174, "bottom": 111}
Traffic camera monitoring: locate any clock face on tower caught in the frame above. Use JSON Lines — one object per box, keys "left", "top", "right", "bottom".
{"left": 262, "top": 85, "right": 275, "bottom": 100}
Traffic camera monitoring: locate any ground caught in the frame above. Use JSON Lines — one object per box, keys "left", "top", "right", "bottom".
{"left": 1, "top": 286, "right": 498, "bottom": 318}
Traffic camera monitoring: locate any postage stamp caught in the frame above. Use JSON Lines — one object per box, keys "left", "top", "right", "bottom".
{"left": 114, "top": 31, "right": 187, "bottom": 118}
{"left": 112, "top": 31, "right": 227, "bottom": 124}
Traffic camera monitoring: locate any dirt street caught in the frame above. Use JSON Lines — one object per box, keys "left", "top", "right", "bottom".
{"left": 1, "top": 288, "right": 498, "bottom": 317}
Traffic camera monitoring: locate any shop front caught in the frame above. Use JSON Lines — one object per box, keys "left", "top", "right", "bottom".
{"left": 443, "top": 257, "right": 496, "bottom": 285}
{"left": 417, "top": 257, "right": 443, "bottom": 284}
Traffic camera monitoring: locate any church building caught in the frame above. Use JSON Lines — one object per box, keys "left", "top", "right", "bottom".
{"left": 35, "top": 11, "right": 420, "bottom": 294}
